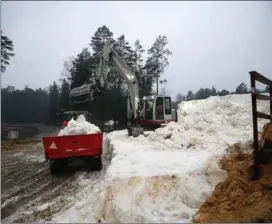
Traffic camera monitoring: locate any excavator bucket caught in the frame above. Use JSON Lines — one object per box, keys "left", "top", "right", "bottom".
{"left": 69, "top": 83, "right": 97, "bottom": 104}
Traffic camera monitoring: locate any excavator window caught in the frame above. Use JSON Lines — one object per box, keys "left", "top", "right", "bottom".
{"left": 155, "top": 97, "right": 164, "bottom": 120}
{"left": 144, "top": 100, "right": 153, "bottom": 120}
{"left": 164, "top": 97, "right": 172, "bottom": 114}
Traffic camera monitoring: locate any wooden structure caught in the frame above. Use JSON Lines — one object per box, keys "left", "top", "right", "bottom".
{"left": 250, "top": 71, "right": 272, "bottom": 180}
{"left": 1, "top": 124, "right": 38, "bottom": 140}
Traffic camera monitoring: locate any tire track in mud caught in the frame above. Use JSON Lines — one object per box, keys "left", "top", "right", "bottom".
{"left": 1, "top": 143, "right": 76, "bottom": 221}
{"left": 10, "top": 157, "right": 110, "bottom": 223}
{"left": 1, "top": 175, "right": 74, "bottom": 220}
{"left": 1, "top": 139, "right": 111, "bottom": 223}
{"left": 1, "top": 161, "right": 44, "bottom": 181}
{"left": 3, "top": 166, "right": 48, "bottom": 191}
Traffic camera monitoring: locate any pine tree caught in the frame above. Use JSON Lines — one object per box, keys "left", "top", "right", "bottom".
{"left": 1, "top": 31, "right": 15, "bottom": 72}
{"left": 48, "top": 82, "right": 60, "bottom": 125}
{"left": 70, "top": 48, "right": 95, "bottom": 88}
{"left": 218, "top": 89, "right": 230, "bottom": 96}
{"left": 61, "top": 56, "right": 75, "bottom": 82}
{"left": 145, "top": 36, "right": 172, "bottom": 94}
{"left": 59, "top": 79, "right": 70, "bottom": 110}
{"left": 133, "top": 40, "right": 145, "bottom": 71}
{"left": 129, "top": 39, "right": 153, "bottom": 97}
{"left": 211, "top": 86, "right": 217, "bottom": 96}
{"left": 113, "top": 34, "right": 133, "bottom": 61}
{"left": 235, "top": 82, "right": 248, "bottom": 94}
{"left": 90, "top": 25, "right": 114, "bottom": 60}
{"left": 109, "top": 34, "right": 134, "bottom": 89}
{"left": 186, "top": 90, "right": 195, "bottom": 101}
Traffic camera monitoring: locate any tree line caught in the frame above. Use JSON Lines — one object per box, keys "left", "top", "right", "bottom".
{"left": 1, "top": 26, "right": 269, "bottom": 126}
{"left": 2, "top": 80, "right": 268, "bottom": 126}
{"left": 174, "top": 82, "right": 269, "bottom": 104}
{"left": 1, "top": 25, "right": 172, "bottom": 127}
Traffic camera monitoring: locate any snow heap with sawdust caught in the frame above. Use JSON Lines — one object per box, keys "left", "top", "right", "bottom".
{"left": 58, "top": 115, "right": 101, "bottom": 136}
{"left": 51, "top": 94, "right": 270, "bottom": 223}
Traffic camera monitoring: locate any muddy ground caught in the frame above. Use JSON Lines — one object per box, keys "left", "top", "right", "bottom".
{"left": 1, "top": 139, "right": 109, "bottom": 223}
{"left": 194, "top": 143, "right": 272, "bottom": 223}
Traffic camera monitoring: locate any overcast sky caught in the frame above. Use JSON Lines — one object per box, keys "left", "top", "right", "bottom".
{"left": 2, "top": 1, "right": 272, "bottom": 97}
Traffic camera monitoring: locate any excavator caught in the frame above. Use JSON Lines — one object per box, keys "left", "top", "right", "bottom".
{"left": 69, "top": 43, "right": 177, "bottom": 137}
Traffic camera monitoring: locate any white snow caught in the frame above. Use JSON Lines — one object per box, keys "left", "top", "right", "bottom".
{"left": 51, "top": 94, "right": 270, "bottom": 223}
{"left": 24, "top": 154, "right": 45, "bottom": 163}
{"left": 105, "top": 120, "right": 114, "bottom": 126}
{"left": 98, "top": 131, "right": 226, "bottom": 223}
{"left": 1, "top": 196, "right": 21, "bottom": 209}
{"left": 11, "top": 152, "right": 45, "bottom": 163}
{"left": 58, "top": 115, "right": 101, "bottom": 136}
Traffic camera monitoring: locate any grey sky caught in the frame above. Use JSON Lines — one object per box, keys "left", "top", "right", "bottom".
{"left": 2, "top": 1, "right": 272, "bottom": 98}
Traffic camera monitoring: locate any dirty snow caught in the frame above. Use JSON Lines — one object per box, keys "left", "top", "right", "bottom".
{"left": 58, "top": 114, "right": 101, "bottom": 136}
{"left": 49, "top": 94, "right": 270, "bottom": 222}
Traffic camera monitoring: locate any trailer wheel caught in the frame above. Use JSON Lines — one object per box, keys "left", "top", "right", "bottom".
{"left": 92, "top": 155, "right": 102, "bottom": 171}
{"left": 49, "top": 159, "right": 59, "bottom": 175}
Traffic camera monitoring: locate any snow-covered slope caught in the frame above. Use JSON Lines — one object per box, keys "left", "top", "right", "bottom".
{"left": 52, "top": 94, "right": 270, "bottom": 223}
{"left": 147, "top": 94, "right": 269, "bottom": 152}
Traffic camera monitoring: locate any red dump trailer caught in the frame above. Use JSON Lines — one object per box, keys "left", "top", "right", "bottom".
{"left": 42, "top": 132, "right": 103, "bottom": 175}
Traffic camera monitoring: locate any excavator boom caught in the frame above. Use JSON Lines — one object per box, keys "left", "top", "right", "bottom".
{"left": 69, "top": 43, "right": 140, "bottom": 122}
{"left": 97, "top": 43, "right": 140, "bottom": 121}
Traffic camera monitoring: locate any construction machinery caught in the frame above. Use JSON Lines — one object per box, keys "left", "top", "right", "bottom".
{"left": 69, "top": 43, "right": 177, "bottom": 137}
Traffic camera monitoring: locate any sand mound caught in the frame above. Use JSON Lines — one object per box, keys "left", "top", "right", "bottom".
{"left": 261, "top": 123, "right": 272, "bottom": 146}
{"left": 194, "top": 143, "right": 272, "bottom": 223}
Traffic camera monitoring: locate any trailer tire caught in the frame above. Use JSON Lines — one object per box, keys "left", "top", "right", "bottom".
{"left": 49, "top": 159, "right": 59, "bottom": 175}
{"left": 92, "top": 155, "right": 102, "bottom": 171}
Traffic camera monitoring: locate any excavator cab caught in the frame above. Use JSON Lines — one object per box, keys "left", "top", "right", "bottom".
{"left": 140, "top": 95, "right": 176, "bottom": 129}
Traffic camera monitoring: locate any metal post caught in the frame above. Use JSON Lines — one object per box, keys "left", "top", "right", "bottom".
{"left": 270, "top": 85, "right": 272, "bottom": 123}
{"left": 250, "top": 73, "right": 258, "bottom": 152}
{"left": 250, "top": 72, "right": 260, "bottom": 180}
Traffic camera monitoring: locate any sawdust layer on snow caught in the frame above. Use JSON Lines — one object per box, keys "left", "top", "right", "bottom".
{"left": 58, "top": 115, "right": 101, "bottom": 136}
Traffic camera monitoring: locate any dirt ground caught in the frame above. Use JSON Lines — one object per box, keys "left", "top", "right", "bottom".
{"left": 1, "top": 140, "right": 41, "bottom": 151}
{"left": 194, "top": 143, "right": 272, "bottom": 223}
{"left": 1, "top": 139, "right": 109, "bottom": 223}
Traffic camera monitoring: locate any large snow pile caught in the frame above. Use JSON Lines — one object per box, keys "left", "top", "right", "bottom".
{"left": 58, "top": 115, "right": 101, "bottom": 136}
{"left": 147, "top": 94, "right": 269, "bottom": 152}
{"left": 99, "top": 94, "right": 269, "bottom": 223}
{"left": 51, "top": 94, "right": 270, "bottom": 223}
{"left": 94, "top": 130, "right": 226, "bottom": 223}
